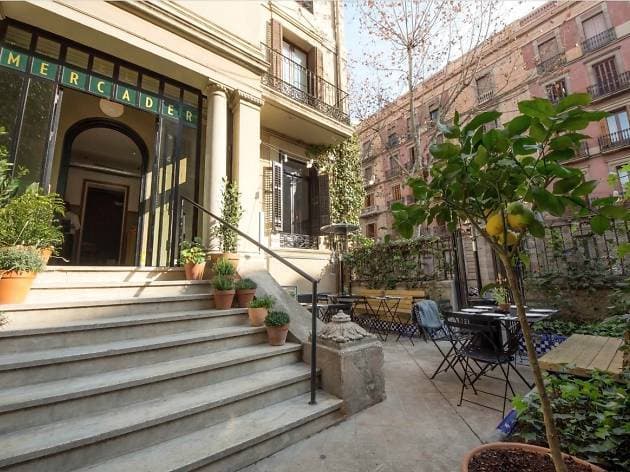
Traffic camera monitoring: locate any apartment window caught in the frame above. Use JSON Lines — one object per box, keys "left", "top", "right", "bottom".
{"left": 606, "top": 109, "right": 630, "bottom": 137}
{"left": 429, "top": 108, "right": 439, "bottom": 123}
{"left": 409, "top": 146, "right": 416, "bottom": 165}
{"left": 387, "top": 133, "right": 399, "bottom": 147}
{"left": 282, "top": 41, "right": 308, "bottom": 92}
{"left": 390, "top": 154, "right": 400, "bottom": 172}
{"left": 365, "top": 193, "right": 374, "bottom": 207}
{"left": 391, "top": 184, "right": 402, "bottom": 202}
{"left": 361, "top": 140, "right": 371, "bottom": 159}
{"left": 545, "top": 78, "right": 568, "bottom": 103}
{"left": 538, "top": 37, "right": 559, "bottom": 60}
{"left": 366, "top": 223, "right": 376, "bottom": 239}
{"left": 476, "top": 74, "right": 493, "bottom": 102}
{"left": 583, "top": 12, "right": 606, "bottom": 40}
{"left": 593, "top": 57, "right": 618, "bottom": 89}
{"left": 363, "top": 166, "right": 373, "bottom": 181}
{"left": 617, "top": 164, "right": 630, "bottom": 195}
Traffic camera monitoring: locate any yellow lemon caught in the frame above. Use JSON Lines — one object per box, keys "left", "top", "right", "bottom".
{"left": 485, "top": 213, "right": 504, "bottom": 237}
{"left": 507, "top": 203, "right": 534, "bottom": 231}
{"left": 497, "top": 230, "right": 518, "bottom": 246}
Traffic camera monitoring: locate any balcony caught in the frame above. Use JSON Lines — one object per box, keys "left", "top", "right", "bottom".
{"left": 582, "top": 28, "right": 616, "bottom": 54}
{"left": 536, "top": 52, "right": 566, "bottom": 75}
{"left": 477, "top": 89, "right": 495, "bottom": 104}
{"left": 278, "top": 232, "right": 319, "bottom": 250}
{"left": 361, "top": 205, "right": 378, "bottom": 216}
{"left": 385, "top": 167, "right": 402, "bottom": 180}
{"left": 261, "top": 44, "right": 350, "bottom": 125}
{"left": 577, "top": 141, "right": 590, "bottom": 158}
{"left": 598, "top": 129, "right": 630, "bottom": 153}
{"left": 587, "top": 71, "right": 630, "bottom": 100}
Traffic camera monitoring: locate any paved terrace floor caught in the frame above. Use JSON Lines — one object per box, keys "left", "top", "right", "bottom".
{"left": 242, "top": 339, "right": 533, "bottom": 472}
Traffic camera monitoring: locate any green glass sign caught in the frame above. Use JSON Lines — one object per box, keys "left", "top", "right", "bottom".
{"left": 61, "top": 67, "right": 87, "bottom": 90}
{"left": 31, "top": 57, "right": 58, "bottom": 80}
{"left": 139, "top": 92, "right": 159, "bottom": 113}
{"left": 115, "top": 85, "right": 138, "bottom": 106}
{"left": 0, "top": 47, "right": 28, "bottom": 72}
{"left": 182, "top": 105, "right": 198, "bottom": 128}
{"left": 161, "top": 100, "right": 180, "bottom": 121}
{"left": 89, "top": 76, "right": 113, "bottom": 98}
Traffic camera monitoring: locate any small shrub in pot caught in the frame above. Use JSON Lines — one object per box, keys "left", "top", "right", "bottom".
{"left": 264, "top": 310, "right": 290, "bottom": 345}
{"left": 212, "top": 275, "right": 235, "bottom": 309}
{"left": 179, "top": 237, "right": 207, "bottom": 280}
{"left": 235, "top": 278, "right": 257, "bottom": 308}
{"left": 0, "top": 246, "right": 44, "bottom": 304}
{"left": 248, "top": 295, "right": 274, "bottom": 326}
{"left": 213, "top": 257, "right": 236, "bottom": 278}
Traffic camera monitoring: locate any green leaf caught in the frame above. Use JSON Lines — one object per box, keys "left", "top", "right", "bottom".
{"left": 556, "top": 115, "right": 590, "bottom": 131}
{"left": 506, "top": 115, "right": 531, "bottom": 136}
{"left": 556, "top": 93, "right": 591, "bottom": 112}
{"left": 532, "top": 187, "right": 565, "bottom": 216}
{"left": 550, "top": 135, "right": 575, "bottom": 150}
{"left": 462, "top": 111, "right": 502, "bottom": 135}
{"left": 390, "top": 202, "right": 407, "bottom": 212}
{"left": 599, "top": 205, "right": 628, "bottom": 219}
{"left": 591, "top": 215, "right": 610, "bottom": 234}
{"left": 572, "top": 180, "right": 598, "bottom": 197}
{"left": 437, "top": 121, "right": 459, "bottom": 139}
{"left": 473, "top": 145, "right": 488, "bottom": 167}
{"left": 618, "top": 242, "right": 630, "bottom": 258}
{"left": 513, "top": 137, "right": 538, "bottom": 155}
{"left": 429, "top": 142, "right": 460, "bottom": 160}
{"left": 528, "top": 219, "right": 545, "bottom": 238}
{"left": 482, "top": 129, "right": 509, "bottom": 152}
{"left": 529, "top": 119, "right": 547, "bottom": 142}
{"left": 553, "top": 176, "right": 580, "bottom": 194}
{"left": 518, "top": 98, "right": 555, "bottom": 120}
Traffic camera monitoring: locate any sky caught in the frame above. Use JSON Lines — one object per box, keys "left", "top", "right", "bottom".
{"left": 342, "top": 0, "right": 547, "bottom": 114}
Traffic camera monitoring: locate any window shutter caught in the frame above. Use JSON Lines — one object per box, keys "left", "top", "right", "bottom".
{"left": 318, "top": 173, "right": 330, "bottom": 228}
{"left": 269, "top": 19, "right": 283, "bottom": 76}
{"left": 272, "top": 160, "right": 283, "bottom": 232}
{"left": 263, "top": 166, "right": 273, "bottom": 234}
{"left": 307, "top": 47, "right": 323, "bottom": 98}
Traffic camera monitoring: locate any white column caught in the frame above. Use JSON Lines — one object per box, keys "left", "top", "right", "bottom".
{"left": 202, "top": 83, "right": 228, "bottom": 244}
{"left": 230, "top": 90, "right": 263, "bottom": 254}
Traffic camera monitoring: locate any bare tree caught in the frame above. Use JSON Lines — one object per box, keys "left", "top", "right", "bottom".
{"left": 353, "top": 0, "right": 520, "bottom": 177}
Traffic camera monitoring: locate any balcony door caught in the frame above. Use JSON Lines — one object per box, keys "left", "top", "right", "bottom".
{"left": 282, "top": 41, "right": 308, "bottom": 93}
{"left": 593, "top": 57, "right": 618, "bottom": 91}
{"left": 606, "top": 109, "right": 630, "bottom": 143}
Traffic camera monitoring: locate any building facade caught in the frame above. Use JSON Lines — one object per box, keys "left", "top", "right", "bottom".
{"left": 0, "top": 0, "right": 352, "bottom": 292}
{"left": 358, "top": 0, "right": 630, "bottom": 244}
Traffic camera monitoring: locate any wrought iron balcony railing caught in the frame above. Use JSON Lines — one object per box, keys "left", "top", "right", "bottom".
{"left": 278, "top": 232, "right": 319, "bottom": 250}
{"left": 577, "top": 141, "right": 590, "bottom": 158}
{"left": 598, "top": 129, "right": 630, "bottom": 152}
{"left": 361, "top": 205, "right": 378, "bottom": 216}
{"left": 582, "top": 28, "right": 616, "bottom": 53}
{"left": 536, "top": 52, "right": 566, "bottom": 75}
{"left": 587, "top": 71, "right": 630, "bottom": 99}
{"left": 385, "top": 167, "right": 402, "bottom": 180}
{"left": 477, "top": 88, "right": 494, "bottom": 104}
{"left": 261, "top": 44, "right": 350, "bottom": 125}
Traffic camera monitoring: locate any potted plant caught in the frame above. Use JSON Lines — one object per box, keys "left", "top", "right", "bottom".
{"left": 0, "top": 246, "right": 44, "bottom": 304}
{"left": 264, "top": 310, "right": 290, "bottom": 345}
{"left": 213, "top": 257, "right": 236, "bottom": 279}
{"left": 392, "top": 95, "right": 621, "bottom": 472}
{"left": 248, "top": 295, "right": 275, "bottom": 326}
{"left": 235, "top": 278, "right": 257, "bottom": 308}
{"left": 215, "top": 177, "right": 243, "bottom": 270}
{"left": 212, "top": 274, "right": 235, "bottom": 309}
{"left": 491, "top": 285, "right": 510, "bottom": 312}
{"left": 179, "top": 237, "right": 207, "bottom": 280}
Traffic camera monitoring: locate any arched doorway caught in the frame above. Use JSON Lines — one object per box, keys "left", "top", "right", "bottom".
{"left": 58, "top": 118, "right": 149, "bottom": 266}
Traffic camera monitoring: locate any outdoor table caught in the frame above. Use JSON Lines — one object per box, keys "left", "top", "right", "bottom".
{"left": 369, "top": 296, "right": 402, "bottom": 341}
{"left": 301, "top": 303, "right": 349, "bottom": 322}
{"left": 337, "top": 295, "right": 374, "bottom": 321}
{"left": 539, "top": 334, "right": 624, "bottom": 378}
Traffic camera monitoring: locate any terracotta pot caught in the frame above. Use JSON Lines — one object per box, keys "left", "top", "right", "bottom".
{"left": 248, "top": 307, "right": 268, "bottom": 326}
{"left": 461, "top": 442, "right": 605, "bottom": 472}
{"left": 183, "top": 261, "right": 206, "bottom": 280}
{"left": 0, "top": 271, "right": 36, "bottom": 304}
{"left": 214, "top": 289, "right": 235, "bottom": 309}
{"left": 224, "top": 253, "right": 240, "bottom": 271}
{"left": 236, "top": 289, "right": 256, "bottom": 308}
{"left": 266, "top": 324, "right": 289, "bottom": 346}
{"left": 39, "top": 247, "right": 53, "bottom": 265}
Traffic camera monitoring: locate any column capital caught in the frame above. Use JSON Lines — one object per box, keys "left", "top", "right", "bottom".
{"left": 230, "top": 89, "right": 264, "bottom": 109}
{"left": 205, "top": 80, "right": 230, "bottom": 95}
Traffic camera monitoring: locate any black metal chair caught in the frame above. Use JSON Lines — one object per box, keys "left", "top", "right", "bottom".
{"left": 442, "top": 312, "right": 531, "bottom": 415}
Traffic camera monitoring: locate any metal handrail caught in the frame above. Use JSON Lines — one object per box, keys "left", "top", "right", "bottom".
{"left": 179, "top": 195, "right": 320, "bottom": 405}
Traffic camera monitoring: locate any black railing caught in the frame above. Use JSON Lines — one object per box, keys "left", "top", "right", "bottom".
{"left": 477, "top": 88, "right": 494, "bottom": 104}
{"left": 178, "top": 196, "right": 320, "bottom": 405}
{"left": 385, "top": 167, "right": 401, "bottom": 179}
{"left": 536, "top": 52, "right": 566, "bottom": 75}
{"left": 598, "top": 129, "right": 630, "bottom": 152}
{"left": 587, "top": 71, "right": 630, "bottom": 99}
{"left": 582, "top": 28, "right": 616, "bottom": 53}
{"left": 577, "top": 141, "right": 590, "bottom": 158}
{"left": 361, "top": 205, "right": 378, "bottom": 216}
{"left": 278, "top": 232, "right": 319, "bottom": 250}
{"left": 261, "top": 44, "right": 350, "bottom": 124}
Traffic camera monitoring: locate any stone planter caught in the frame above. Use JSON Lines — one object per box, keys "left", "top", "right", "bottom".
{"left": 214, "top": 289, "right": 235, "bottom": 309}
{"left": 247, "top": 307, "right": 268, "bottom": 326}
{"left": 236, "top": 289, "right": 256, "bottom": 308}
{"left": 39, "top": 247, "right": 54, "bottom": 265}
{"left": 266, "top": 325, "right": 289, "bottom": 345}
{"left": 183, "top": 262, "right": 206, "bottom": 280}
{"left": 0, "top": 271, "right": 37, "bottom": 304}
{"left": 461, "top": 442, "right": 605, "bottom": 472}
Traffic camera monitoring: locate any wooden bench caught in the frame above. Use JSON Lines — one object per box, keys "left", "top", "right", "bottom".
{"left": 350, "top": 287, "right": 427, "bottom": 322}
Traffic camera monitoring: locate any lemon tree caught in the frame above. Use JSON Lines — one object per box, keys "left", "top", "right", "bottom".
{"left": 391, "top": 93, "right": 628, "bottom": 472}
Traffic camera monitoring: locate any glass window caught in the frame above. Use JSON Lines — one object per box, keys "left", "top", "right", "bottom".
{"left": 546, "top": 79, "right": 567, "bottom": 103}
{"left": 4, "top": 25, "right": 31, "bottom": 50}
{"left": 65, "top": 47, "right": 89, "bottom": 69}
{"left": 366, "top": 223, "right": 376, "bottom": 238}
{"left": 35, "top": 37, "right": 61, "bottom": 60}
{"left": 606, "top": 109, "right": 630, "bottom": 138}
{"left": 163, "top": 83, "right": 180, "bottom": 100}
{"left": 583, "top": 12, "right": 606, "bottom": 39}
{"left": 118, "top": 66, "right": 138, "bottom": 86}
{"left": 282, "top": 41, "right": 308, "bottom": 92}
{"left": 365, "top": 193, "right": 374, "bottom": 207}
{"left": 92, "top": 57, "right": 114, "bottom": 78}
{"left": 0, "top": 68, "right": 26, "bottom": 164}
{"left": 14, "top": 78, "right": 56, "bottom": 185}
{"left": 538, "top": 37, "right": 559, "bottom": 60}
{"left": 282, "top": 159, "right": 310, "bottom": 235}
{"left": 141, "top": 75, "right": 160, "bottom": 94}
{"left": 183, "top": 90, "right": 198, "bottom": 107}
{"left": 429, "top": 108, "right": 439, "bottom": 122}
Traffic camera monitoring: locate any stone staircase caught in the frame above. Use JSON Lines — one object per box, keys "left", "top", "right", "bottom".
{"left": 0, "top": 266, "right": 343, "bottom": 472}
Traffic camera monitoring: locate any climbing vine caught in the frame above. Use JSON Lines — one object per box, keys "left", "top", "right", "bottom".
{"left": 307, "top": 134, "right": 364, "bottom": 225}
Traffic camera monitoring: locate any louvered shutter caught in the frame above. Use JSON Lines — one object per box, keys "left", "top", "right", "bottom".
{"left": 271, "top": 161, "right": 283, "bottom": 232}
{"left": 318, "top": 173, "right": 330, "bottom": 228}
{"left": 263, "top": 166, "right": 273, "bottom": 234}
{"left": 270, "top": 20, "right": 283, "bottom": 77}
{"left": 307, "top": 47, "right": 323, "bottom": 99}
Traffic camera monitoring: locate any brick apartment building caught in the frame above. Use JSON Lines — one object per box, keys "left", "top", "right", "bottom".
{"left": 358, "top": 0, "right": 630, "bottom": 249}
